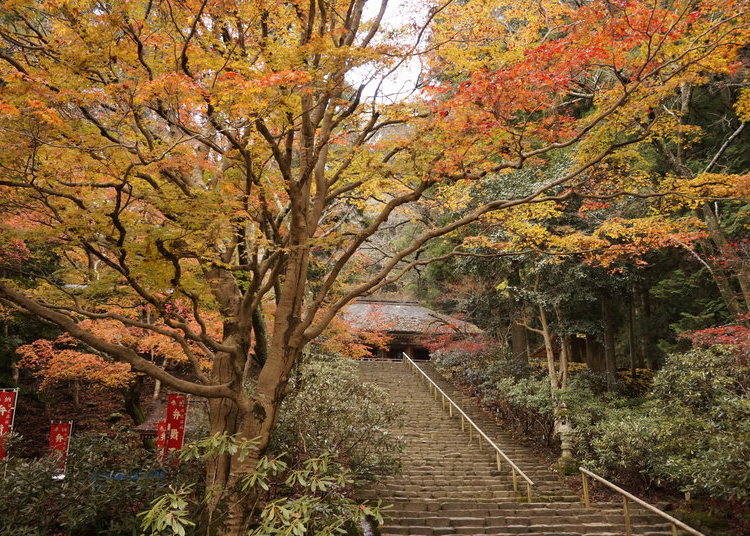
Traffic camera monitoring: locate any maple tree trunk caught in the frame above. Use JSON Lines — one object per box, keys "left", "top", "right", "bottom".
{"left": 203, "top": 411, "right": 266, "bottom": 536}
{"left": 201, "top": 316, "right": 253, "bottom": 535}
{"left": 204, "top": 350, "right": 242, "bottom": 531}
{"left": 203, "top": 358, "right": 272, "bottom": 536}
{"left": 701, "top": 204, "right": 750, "bottom": 316}
{"left": 205, "top": 244, "right": 310, "bottom": 536}
{"left": 123, "top": 376, "right": 146, "bottom": 425}
{"left": 210, "top": 343, "right": 305, "bottom": 536}
{"left": 152, "top": 356, "right": 166, "bottom": 400}
{"left": 712, "top": 266, "right": 744, "bottom": 318}
{"left": 703, "top": 256, "right": 745, "bottom": 320}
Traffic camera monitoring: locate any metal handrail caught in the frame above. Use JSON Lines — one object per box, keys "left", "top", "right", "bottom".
{"left": 579, "top": 467, "right": 705, "bottom": 536}
{"left": 402, "top": 354, "right": 535, "bottom": 501}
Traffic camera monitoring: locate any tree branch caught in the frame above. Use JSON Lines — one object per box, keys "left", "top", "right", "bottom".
{"left": 0, "top": 282, "right": 234, "bottom": 398}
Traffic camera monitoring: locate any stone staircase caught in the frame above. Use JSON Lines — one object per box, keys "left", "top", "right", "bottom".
{"left": 357, "top": 360, "right": 674, "bottom": 536}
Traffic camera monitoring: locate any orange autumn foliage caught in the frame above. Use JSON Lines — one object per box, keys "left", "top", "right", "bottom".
{"left": 17, "top": 338, "right": 132, "bottom": 391}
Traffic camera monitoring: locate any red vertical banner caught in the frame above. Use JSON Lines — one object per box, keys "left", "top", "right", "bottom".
{"left": 0, "top": 388, "right": 18, "bottom": 460}
{"left": 163, "top": 393, "right": 188, "bottom": 460}
{"left": 155, "top": 421, "right": 167, "bottom": 460}
{"left": 48, "top": 421, "right": 73, "bottom": 477}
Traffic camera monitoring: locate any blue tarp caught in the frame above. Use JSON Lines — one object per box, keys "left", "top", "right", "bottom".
{"left": 96, "top": 469, "right": 166, "bottom": 480}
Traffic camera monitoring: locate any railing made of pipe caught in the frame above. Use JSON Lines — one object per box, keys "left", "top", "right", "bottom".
{"left": 579, "top": 467, "right": 705, "bottom": 536}
{"left": 402, "top": 354, "right": 535, "bottom": 501}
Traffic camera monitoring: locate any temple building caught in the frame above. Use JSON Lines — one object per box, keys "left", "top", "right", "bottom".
{"left": 341, "top": 298, "right": 482, "bottom": 360}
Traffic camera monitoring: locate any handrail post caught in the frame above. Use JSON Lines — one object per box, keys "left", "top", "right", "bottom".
{"left": 623, "top": 497, "right": 632, "bottom": 536}
{"left": 526, "top": 482, "right": 532, "bottom": 502}
{"left": 511, "top": 470, "right": 518, "bottom": 493}
{"left": 581, "top": 471, "right": 590, "bottom": 507}
{"left": 578, "top": 466, "right": 705, "bottom": 536}
{"left": 496, "top": 452, "right": 501, "bottom": 471}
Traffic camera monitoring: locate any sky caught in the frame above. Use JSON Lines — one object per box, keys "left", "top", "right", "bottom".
{"left": 354, "top": 0, "right": 434, "bottom": 103}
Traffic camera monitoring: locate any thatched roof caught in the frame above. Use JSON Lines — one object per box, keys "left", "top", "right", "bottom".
{"left": 342, "top": 299, "right": 482, "bottom": 336}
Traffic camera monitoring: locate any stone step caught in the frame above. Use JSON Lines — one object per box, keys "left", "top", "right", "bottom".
{"left": 379, "top": 525, "right": 673, "bottom": 534}
{"left": 356, "top": 361, "right": 674, "bottom": 536}
{"left": 387, "top": 506, "right": 659, "bottom": 518}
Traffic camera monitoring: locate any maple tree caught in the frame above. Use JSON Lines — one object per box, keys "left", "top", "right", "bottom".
{"left": 15, "top": 307, "right": 219, "bottom": 405}
{"left": 17, "top": 336, "right": 132, "bottom": 405}
{"left": 682, "top": 318, "right": 750, "bottom": 363}
{"left": 0, "top": 0, "right": 747, "bottom": 532}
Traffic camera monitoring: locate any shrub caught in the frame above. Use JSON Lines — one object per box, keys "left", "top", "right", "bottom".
{"left": 142, "top": 435, "right": 390, "bottom": 536}
{"left": 0, "top": 428, "right": 197, "bottom": 536}
{"left": 2, "top": 357, "right": 403, "bottom": 535}
{"left": 249, "top": 454, "right": 386, "bottom": 536}
{"left": 270, "top": 356, "right": 403, "bottom": 483}
{"left": 586, "top": 347, "right": 750, "bottom": 501}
